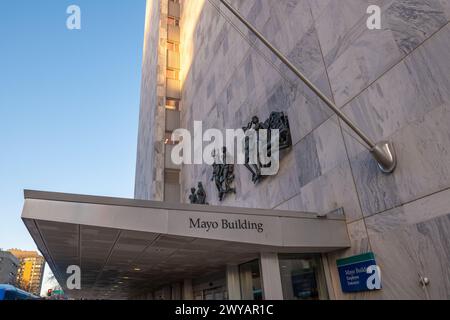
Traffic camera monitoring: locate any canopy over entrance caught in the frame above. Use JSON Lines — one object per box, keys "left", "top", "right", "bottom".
{"left": 22, "top": 190, "right": 350, "bottom": 299}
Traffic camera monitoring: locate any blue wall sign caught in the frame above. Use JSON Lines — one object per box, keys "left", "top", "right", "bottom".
{"left": 337, "top": 252, "right": 381, "bottom": 293}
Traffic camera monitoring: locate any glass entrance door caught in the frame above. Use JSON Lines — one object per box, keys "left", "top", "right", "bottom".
{"left": 203, "top": 286, "right": 228, "bottom": 300}
{"left": 278, "top": 254, "right": 328, "bottom": 300}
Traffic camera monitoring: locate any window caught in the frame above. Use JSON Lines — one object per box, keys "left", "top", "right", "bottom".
{"left": 166, "top": 99, "right": 180, "bottom": 111}
{"left": 167, "top": 17, "right": 179, "bottom": 26}
{"left": 166, "top": 69, "right": 179, "bottom": 80}
{"left": 165, "top": 131, "right": 179, "bottom": 145}
{"left": 167, "top": 42, "right": 180, "bottom": 52}
{"left": 278, "top": 254, "right": 328, "bottom": 300}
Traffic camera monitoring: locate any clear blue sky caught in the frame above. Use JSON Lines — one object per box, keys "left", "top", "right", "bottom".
{"left": 0, "top": 0, "right": 146, "bottom": 253}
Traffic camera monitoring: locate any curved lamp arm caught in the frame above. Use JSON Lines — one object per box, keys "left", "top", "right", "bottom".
{"left": 218, "top": 0, "right": 397, "bottom": 173}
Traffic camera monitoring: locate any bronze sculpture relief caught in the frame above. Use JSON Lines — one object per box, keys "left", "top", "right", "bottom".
{"left": 242, "top": 112, "right": 292, "bottom": 183}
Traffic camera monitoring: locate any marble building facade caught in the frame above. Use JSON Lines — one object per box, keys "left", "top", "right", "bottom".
{"left": 135, "top": 0, "right": 450, "bottom": 299}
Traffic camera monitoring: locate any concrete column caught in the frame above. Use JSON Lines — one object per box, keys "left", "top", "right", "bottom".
{"left": 226, "top": 264, "right": 241, "bottom": 300}
{"left": 182, "top": 279, "right": 194, "bottom": 300}
{"left": 239, "top": 263, "right": 254, "bottom": 300}
{"left": 260, "top": 252, "right": 283, "bottom": 300}
{"left": 321, "top": 253, "right": 336, "bottom": 300}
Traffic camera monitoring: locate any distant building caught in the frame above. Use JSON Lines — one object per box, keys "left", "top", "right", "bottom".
{"left": 8, "top": 249, "right": 45, "bottom": 296}
{"left": 0, "top": 250, "right": 20, "bottom": 285}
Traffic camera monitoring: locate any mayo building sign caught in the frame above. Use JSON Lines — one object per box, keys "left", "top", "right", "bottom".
{"left": 337, "top": 252, "right": 382, "bottom": 293}
{"left": 189, "top": 217, "right": 264, "bottom": 233}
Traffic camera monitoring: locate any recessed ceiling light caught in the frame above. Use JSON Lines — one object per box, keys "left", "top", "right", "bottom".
{"left": 134, "top": 268, "right": 141, "bottom": 271}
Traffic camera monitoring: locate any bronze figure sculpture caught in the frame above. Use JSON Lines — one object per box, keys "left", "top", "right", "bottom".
{"left": 188, "top": 182, "right": 208, "bottom": 204}
{"left": 211, "top": 147, "right": 236, "bottom": 201}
